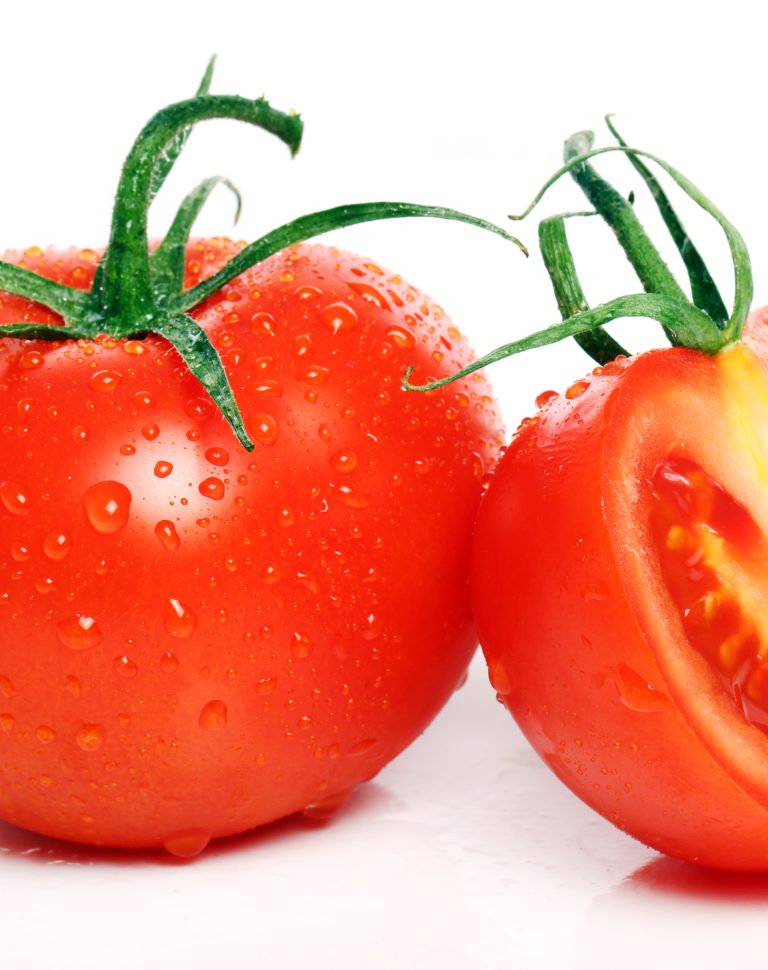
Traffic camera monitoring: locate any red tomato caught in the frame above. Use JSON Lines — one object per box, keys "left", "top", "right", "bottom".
{"left": 0, "top": 239, "right": 503, "bottom": 854}
{"left": 472, "top": 315, "right": 768, "bottom": 871}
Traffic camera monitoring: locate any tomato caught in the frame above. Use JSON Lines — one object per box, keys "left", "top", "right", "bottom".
{"left": 0, "top": 238, "right": 503, "bottom": 854}
{"left": 472, "top": 324, "right": 768, "bottom": 870}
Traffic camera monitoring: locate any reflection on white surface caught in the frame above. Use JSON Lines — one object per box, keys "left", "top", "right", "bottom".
{"left": 5, "top": 652, "right": 766, "bottom": 970}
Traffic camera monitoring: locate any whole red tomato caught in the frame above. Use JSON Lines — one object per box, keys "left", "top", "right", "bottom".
{"left": 465, "top": 131, "right": 768, "bottom": 870}
{"left": 0, "top": 76, "right": 506, "bottom": 855}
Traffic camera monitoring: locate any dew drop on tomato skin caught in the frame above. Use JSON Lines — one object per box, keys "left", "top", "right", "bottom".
{"left": 164, "top": 598, "right": 197, "bottom": 639}
{"left": 82, "top": 481, "right": 132, "bottom": 535}
{"left": 153, "top": 460, "right": 173, "bottom": 479}
{"left": 43, "top": 530, "right": 72, "bottom": 561}
{"left": 198, "top": 699, "right": 228, "bottom": 730}
{"left": 0, "top": 674, "right": 16, "bottom": 698}
{"left": 90, "top": 370, "right": 122, "bottom": 392}
{"left": 301, "top": 786, "right": 356, "bottom": 821}
{"left": 198, "top": 477, "right": 225, "bottom": 501}
{"left": 113, "top": 655, "right": 138, "bottom": 678}
{"left": 159, "top": 651, "right": 180, "bottom": 674}
{"left": 154, "top": 520, "right": 180, "bottom": 552}
{"left": 36, "top": 725, "right": 56, "bottom": 744}
{"left": 319, "top": 301, "right": 358, "bottom": 335}
{"left": 0, "top": 481, "right": 30, "bottom": 516}
{"left": 56, "top": 613, "right": 102, "bottom": 650}
{"left": 163, "top": 828, "right": 212, "bottom": 859}
{"left": 76, "top": 723, "right": 105, "bottom": 752}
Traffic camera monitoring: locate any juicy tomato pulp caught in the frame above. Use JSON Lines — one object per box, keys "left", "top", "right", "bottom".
{"left": 650, "top": 457, "right": 768, "bottom": 731}
{"left": 472, "top": 332, "right": 768, "bottom": 870}
{"left": 0, "top": 241, "right": 504, "bottom": 853}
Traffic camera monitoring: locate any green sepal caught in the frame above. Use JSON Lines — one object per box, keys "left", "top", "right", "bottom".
{"left": 172, "top": 201, "right": 526, "bottom": 313}
{"left": 604, "top": 115, "right": 729, "bottom": 327}
{"left": 403, "top": 290, "right": 724, "bottom": 393}
{"left": 152, "top": 176, "right": 242, "bottom": 300}
{"left": 153, "top": 310, "right": 253, "bottom": 451}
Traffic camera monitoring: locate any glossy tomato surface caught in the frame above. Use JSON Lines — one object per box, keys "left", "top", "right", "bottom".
{"left": 472, "top": 317, "right": 768, "bottom": 870}
{"left": 0, "top": 240, "right": 503, "bottom": 854}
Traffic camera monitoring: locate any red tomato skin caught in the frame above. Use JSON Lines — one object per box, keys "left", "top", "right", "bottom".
{"left": 472, "top": 343, "right": 768, "bottom": 871}
{"left": 0, "top": 240, "right": 503, "bottom": 849}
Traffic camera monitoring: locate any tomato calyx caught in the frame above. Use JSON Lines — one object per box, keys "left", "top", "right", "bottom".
{"left": 404, "top": 118, "right": 753, "bottom": 390}
{"left": 0, "top": 60, "right": 522, "bottom": 451}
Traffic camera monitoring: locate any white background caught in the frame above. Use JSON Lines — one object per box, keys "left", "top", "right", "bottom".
{"left": 3, "top": 2, "right": 768, "bottom": 967}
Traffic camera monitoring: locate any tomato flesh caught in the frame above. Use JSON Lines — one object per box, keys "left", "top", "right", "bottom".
{"left": 650, "top": 456, "right": 768, "bottom": 730}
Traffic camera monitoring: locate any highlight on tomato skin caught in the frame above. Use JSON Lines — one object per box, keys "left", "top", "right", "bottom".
{"left": 0, "top": 240, "right": 504, "bottom": 854}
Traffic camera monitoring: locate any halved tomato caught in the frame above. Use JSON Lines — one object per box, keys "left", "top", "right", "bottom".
{"left": 472, "top": 316, "right": 768, "bottom": 870}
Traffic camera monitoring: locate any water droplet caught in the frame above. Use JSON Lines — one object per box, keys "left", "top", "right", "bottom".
{"left": 302, "top": 786, "right": 356, "bottom": 820}
{"left": 317, "top": 423, "right": 331, "bottom": 442}
{"left": 362, "top": 613, "right": 381, "bottom": 640}
{"left": 328, "top": 450, "right": 357, "bottom": 475}
{"left": 256, "top": 677, "right": 276, "bottom": 695}
{"left": 142, "top": 423, "right": 160, "bottom": 441}
{"left": 198, "top": 477, "right": 225, "bottom": 501}
{"left": 293, "top": 333, "right": 315, "bottom": 357}
{"left": 19, "top": 350, "right": 43, "bottom": 369}
{"left": 160, "top": 651, "right": 180, "bottom": 673}
{"left": 11, "top": 542, "right": 31, "bottom": 562}
{"left": 291, "top": 632, "right": 312, "bottom": 658}
{"left": 82, "top": 481, "right": 131, "bottom": 535}
{"left": 565, "top": 380, "right": 589, "bottom": 400}
{"left": 65, "top": 675, "right": 81, "bottom": 696}
{"left": 57, "top": 613, "right": 102, "bottom": 650}
{"left": 43, "top": 530, "right": 72, "bottom": 561}
{"left": 535, "top": 389, "right": 559, "bottom": 409}
{"left": 253, "top": 379, "right": 283, "bottom": 397}
{"left": 155, "top": 520, "right": 180, "bottom": 552}
{"left": 91, "top": 369, "right": 122, "bottom": 392}
{"left": 332, "top": 484, "right": 371, "bottom": 509}
{"left": 488, "top": 659, "right": 512, "bottom": 695}
{"left": 277, "top": 505, "right": 295, "bottom": 527}
{"left": 348, "top": 282, "right": 390, "bottom": 309}
{"left": 348, "top": 738, "right": 378, "bottom": 756}
{"left": 0, "top": 481, "right": 31, "bottom": 516}
{"left": 385, "top": 326, "right": 416, "bottom": 349}
{"left": 0, "top": 674, "right": 15, "bottom": 698}
{"left": 293, "top": 285, "right": 322, "bottom": 302}
{"left": 154, "top": 460, "right": 173, "bottom": 478}
{"left": 134, "top": 391, "right": 153, "bottom": 408}
{"left": 76, "top": 723, "right": 106, "bottom": 751}
{"left": 0, "top": 713, "right": 15, "bottom": 733}
{"left": 198, "top": 699, "right": 228, "bottom": 730}
{"left": 250, "top": 413, "right": 278, "bottom": 445}
{"left": 36, "top": 725, "right": 56, "bottom": 744}
{"left": 319, "top": 301, "right": 358, "bottom": 335}
{"left": 113, "top": 655, "right": 138, "bottom": 678}
{"left": 205, "top": 447, "right": 230, "bottom": 467}
{"left": 165, "top": 598, "right": 197, "bottom": 639}
{"left": 163, "top": 828, "right": 212, "bottom": 858}
{"left": 72, "top": 425, "right": 89, "bottom": 442}
{"left": 299, "top": 365, "right": 330, "bottom": 386}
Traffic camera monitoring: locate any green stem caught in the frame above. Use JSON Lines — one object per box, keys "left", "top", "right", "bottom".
{"left": 403, "top": 291, "right": 723, "bottom": 393}
{"left": 604, "top": 115, "right": 729, "bottom": 327}
{"left": 510, "top": 144, "right": 752, "bottom": 349}
{"left": 97, "top": 94, "right": 302, "bottom": 330}
{"left": 538, "top": 213, "right": 628, "bottom": 364}
{"left": 173, "top": 202, "right": 526, "bottom": 313}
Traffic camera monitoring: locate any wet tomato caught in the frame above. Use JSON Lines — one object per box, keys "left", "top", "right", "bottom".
{"left": 0, "top": 239, "right": 503, "bottom": 853}
{"left": 472, "top": 324, "right": 768, "bottom": 870}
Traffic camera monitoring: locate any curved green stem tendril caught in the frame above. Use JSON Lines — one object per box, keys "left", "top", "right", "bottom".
{"left": 403, "top": 291, "right": 724, "bottom": 393}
